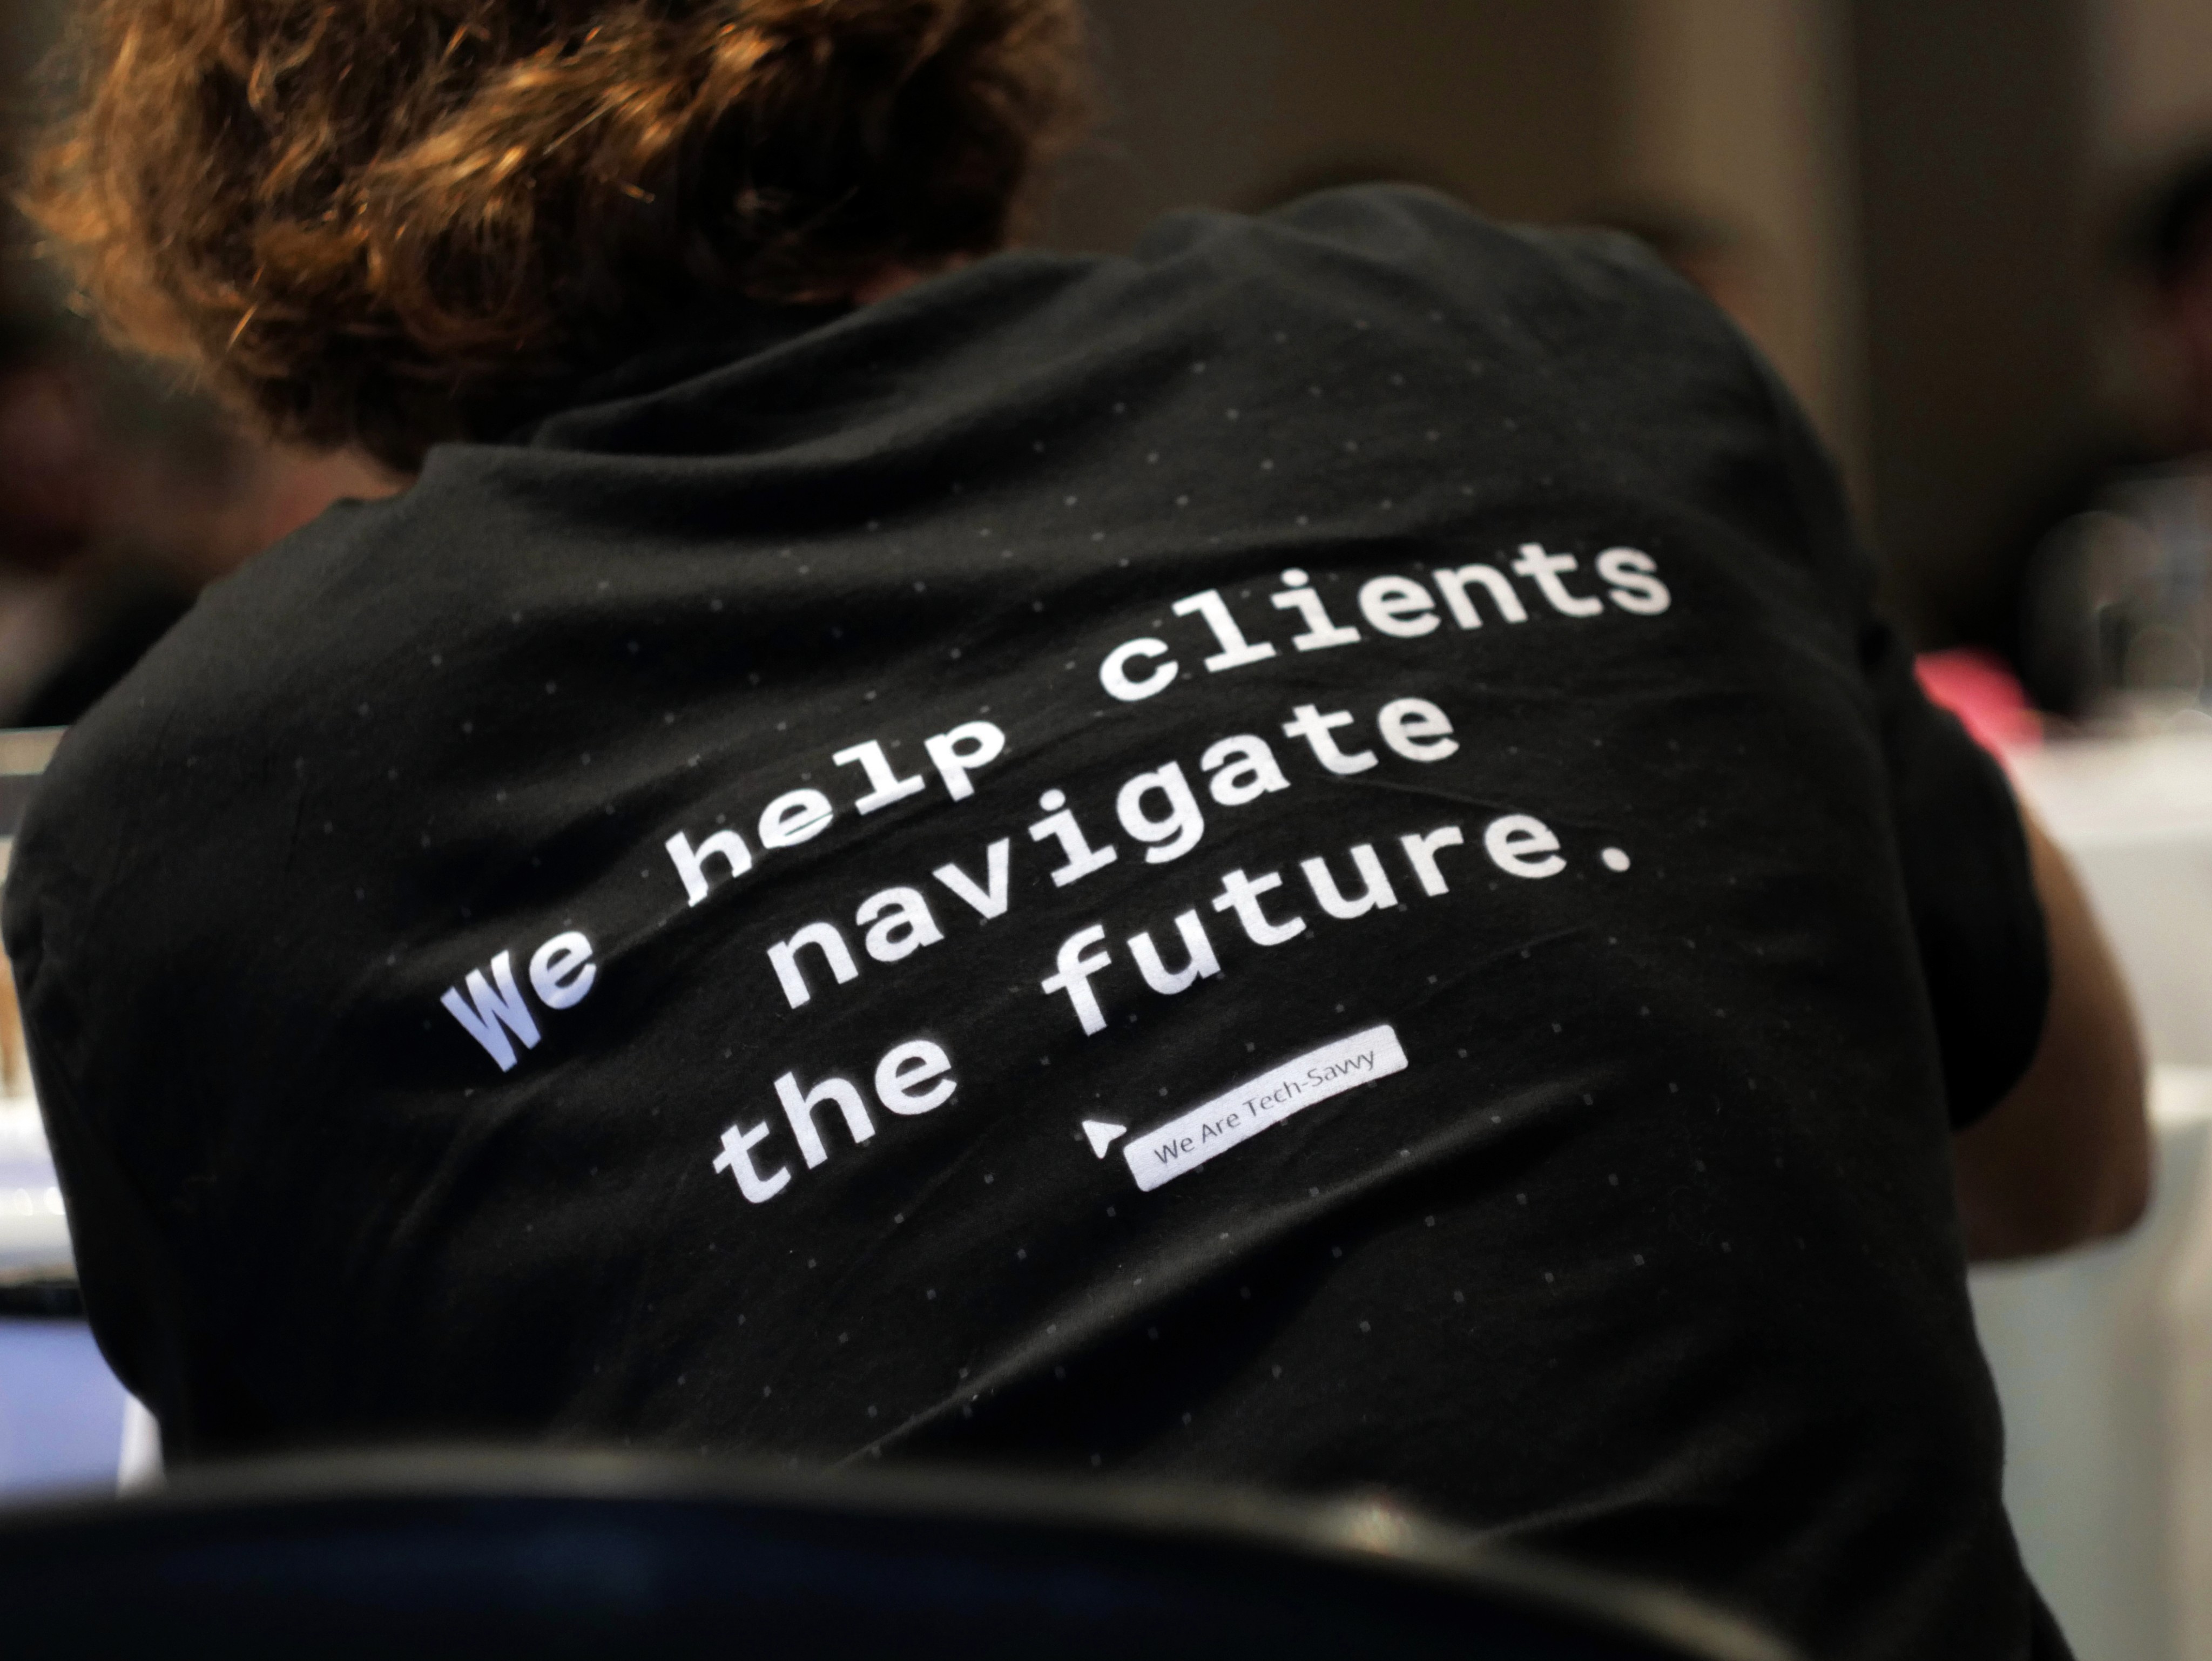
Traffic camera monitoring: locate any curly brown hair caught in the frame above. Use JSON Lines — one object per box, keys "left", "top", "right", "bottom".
{"left": 24, "top": 0, "right": 1089, "bottom": 471}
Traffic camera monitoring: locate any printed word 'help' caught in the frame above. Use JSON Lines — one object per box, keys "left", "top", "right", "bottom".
{"left": 664, "top": 719, "right": 1007, "bottom": 907}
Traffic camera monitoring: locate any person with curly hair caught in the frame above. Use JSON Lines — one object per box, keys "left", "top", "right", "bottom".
{"left": 6, "top": 6, "right": 2141, "bottom": 1659}
{"left": 27, "top": 0, "right": 1084, "bottom": 469}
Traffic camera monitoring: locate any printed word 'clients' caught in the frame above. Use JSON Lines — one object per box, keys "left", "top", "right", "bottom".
{"left": 1097, "top": 546, "right": 1670, "bottom": 704}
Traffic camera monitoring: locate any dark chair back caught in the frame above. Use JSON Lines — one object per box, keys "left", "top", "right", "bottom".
{"left": 0, "top": 1449, "right": 1797, "bottom": 1660}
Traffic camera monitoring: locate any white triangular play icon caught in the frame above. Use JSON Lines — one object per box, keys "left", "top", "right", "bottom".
{"left": 1082, "top": 1119, "right": 1128, "bottom": 1159}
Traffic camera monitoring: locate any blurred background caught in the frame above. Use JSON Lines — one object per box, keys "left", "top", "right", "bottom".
{"left": 1033, "top": 0, "right": 2212, "bottom": 732}
{"left": 5, "top": 0, "right": 2212, "bottom": 686}
{"left": 7, "top": 4, "right": 2212, "bottom": 1659}
{"left": 1035, "top": 0, "right": 2212, "bottom": 684}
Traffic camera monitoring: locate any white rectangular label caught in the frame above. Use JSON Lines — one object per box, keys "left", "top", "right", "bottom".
{"left": 1123, "top": 1025, "right": 1407, "bottom": 1192}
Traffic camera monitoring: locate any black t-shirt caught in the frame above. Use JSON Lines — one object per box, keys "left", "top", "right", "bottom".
{"left": 6, "top": 188, "right": 2056, "bottom": 1660}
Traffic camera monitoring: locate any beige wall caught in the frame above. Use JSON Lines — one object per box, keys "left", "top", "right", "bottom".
{"left": 1612, "top": 0, "right": 1865, "bottom": 491}
{"left": 1244, "top": 0, "right": 1617, "bottom": 222}
{"left": 1048, "top": 0, "right": 1864, "bottom": 483}
{"left": 1848, "top": 0, "right": 2100, "bottom": 636}
{"left": 1043, "top": 1, "right": 1619, "bottom": 248}
{"left": 1619, "top": 0, "right": 1858, "bottom": 487}
{"left": 2094, "top": 0, "right": 2212, "bottom": 166}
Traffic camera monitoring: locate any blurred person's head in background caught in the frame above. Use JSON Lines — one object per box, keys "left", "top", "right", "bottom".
{"left": 0, "top": 302, "right": 400, "bottom": 723}
{"left": 1965, "top": 151, "right": 2212, "bottom": 720}
{"left": 2134, "top": 150, "right": 2212, "bottom": 454}
{"left": 0, "top": 316, "right": 198, "bottom": 724}
{"left": 0, "top": 320, "right": 98, "bottom": 578}
{"left": 24, "top": 0, "right": 1090, "bottom": 477}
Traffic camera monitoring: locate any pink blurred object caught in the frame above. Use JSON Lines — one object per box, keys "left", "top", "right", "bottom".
{"left": 1916, "top": 646, "right": 2041, "bottom": 754}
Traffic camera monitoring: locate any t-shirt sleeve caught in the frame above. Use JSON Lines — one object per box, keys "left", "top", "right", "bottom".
{"left": 1863, "top": 620, "right": 2051, "bottom": 1127}
{"left": 2, "top": 747, "right": 275, "bottom": 1457}
{"left": 1756, "top": 358, "right": 2050, "bottom": 1130}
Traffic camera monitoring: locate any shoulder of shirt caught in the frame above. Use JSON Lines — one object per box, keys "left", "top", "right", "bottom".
{"left": 11, "top": 488, "right": 426, "bottom": 868}
{"left": 1138, "top": 182, "right": 1712, "bottom": 320}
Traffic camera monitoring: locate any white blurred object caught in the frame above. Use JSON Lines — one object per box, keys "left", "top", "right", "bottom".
{"left": 2167, "top": 1079, "right": 2212, "bottom": 1661}
{"left": 0, "top": 1072, "right": 159, "bottom": 1494}
{"left": 116, "top": 1394, "right": 160, "bottom": 1491}
{"left": 1969, "top": 1070, "right": 2212, "bottom": 1661}
{"left": 0, "top": 1317, "right": 128, "bottom": 1496}
{"left": 2009, "top": 730, "right": 2212, "bottom": 1065}
{"left": 0, "top": 1096, "right": 69, "bottom": 1272}
{"left": 1979, "top": 734, "right": 2212, "bottom": 1660}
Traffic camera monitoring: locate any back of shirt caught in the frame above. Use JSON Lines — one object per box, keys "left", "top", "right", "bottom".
{"left": 5, "top": 188, "right": 2054, "bottom": 1661}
